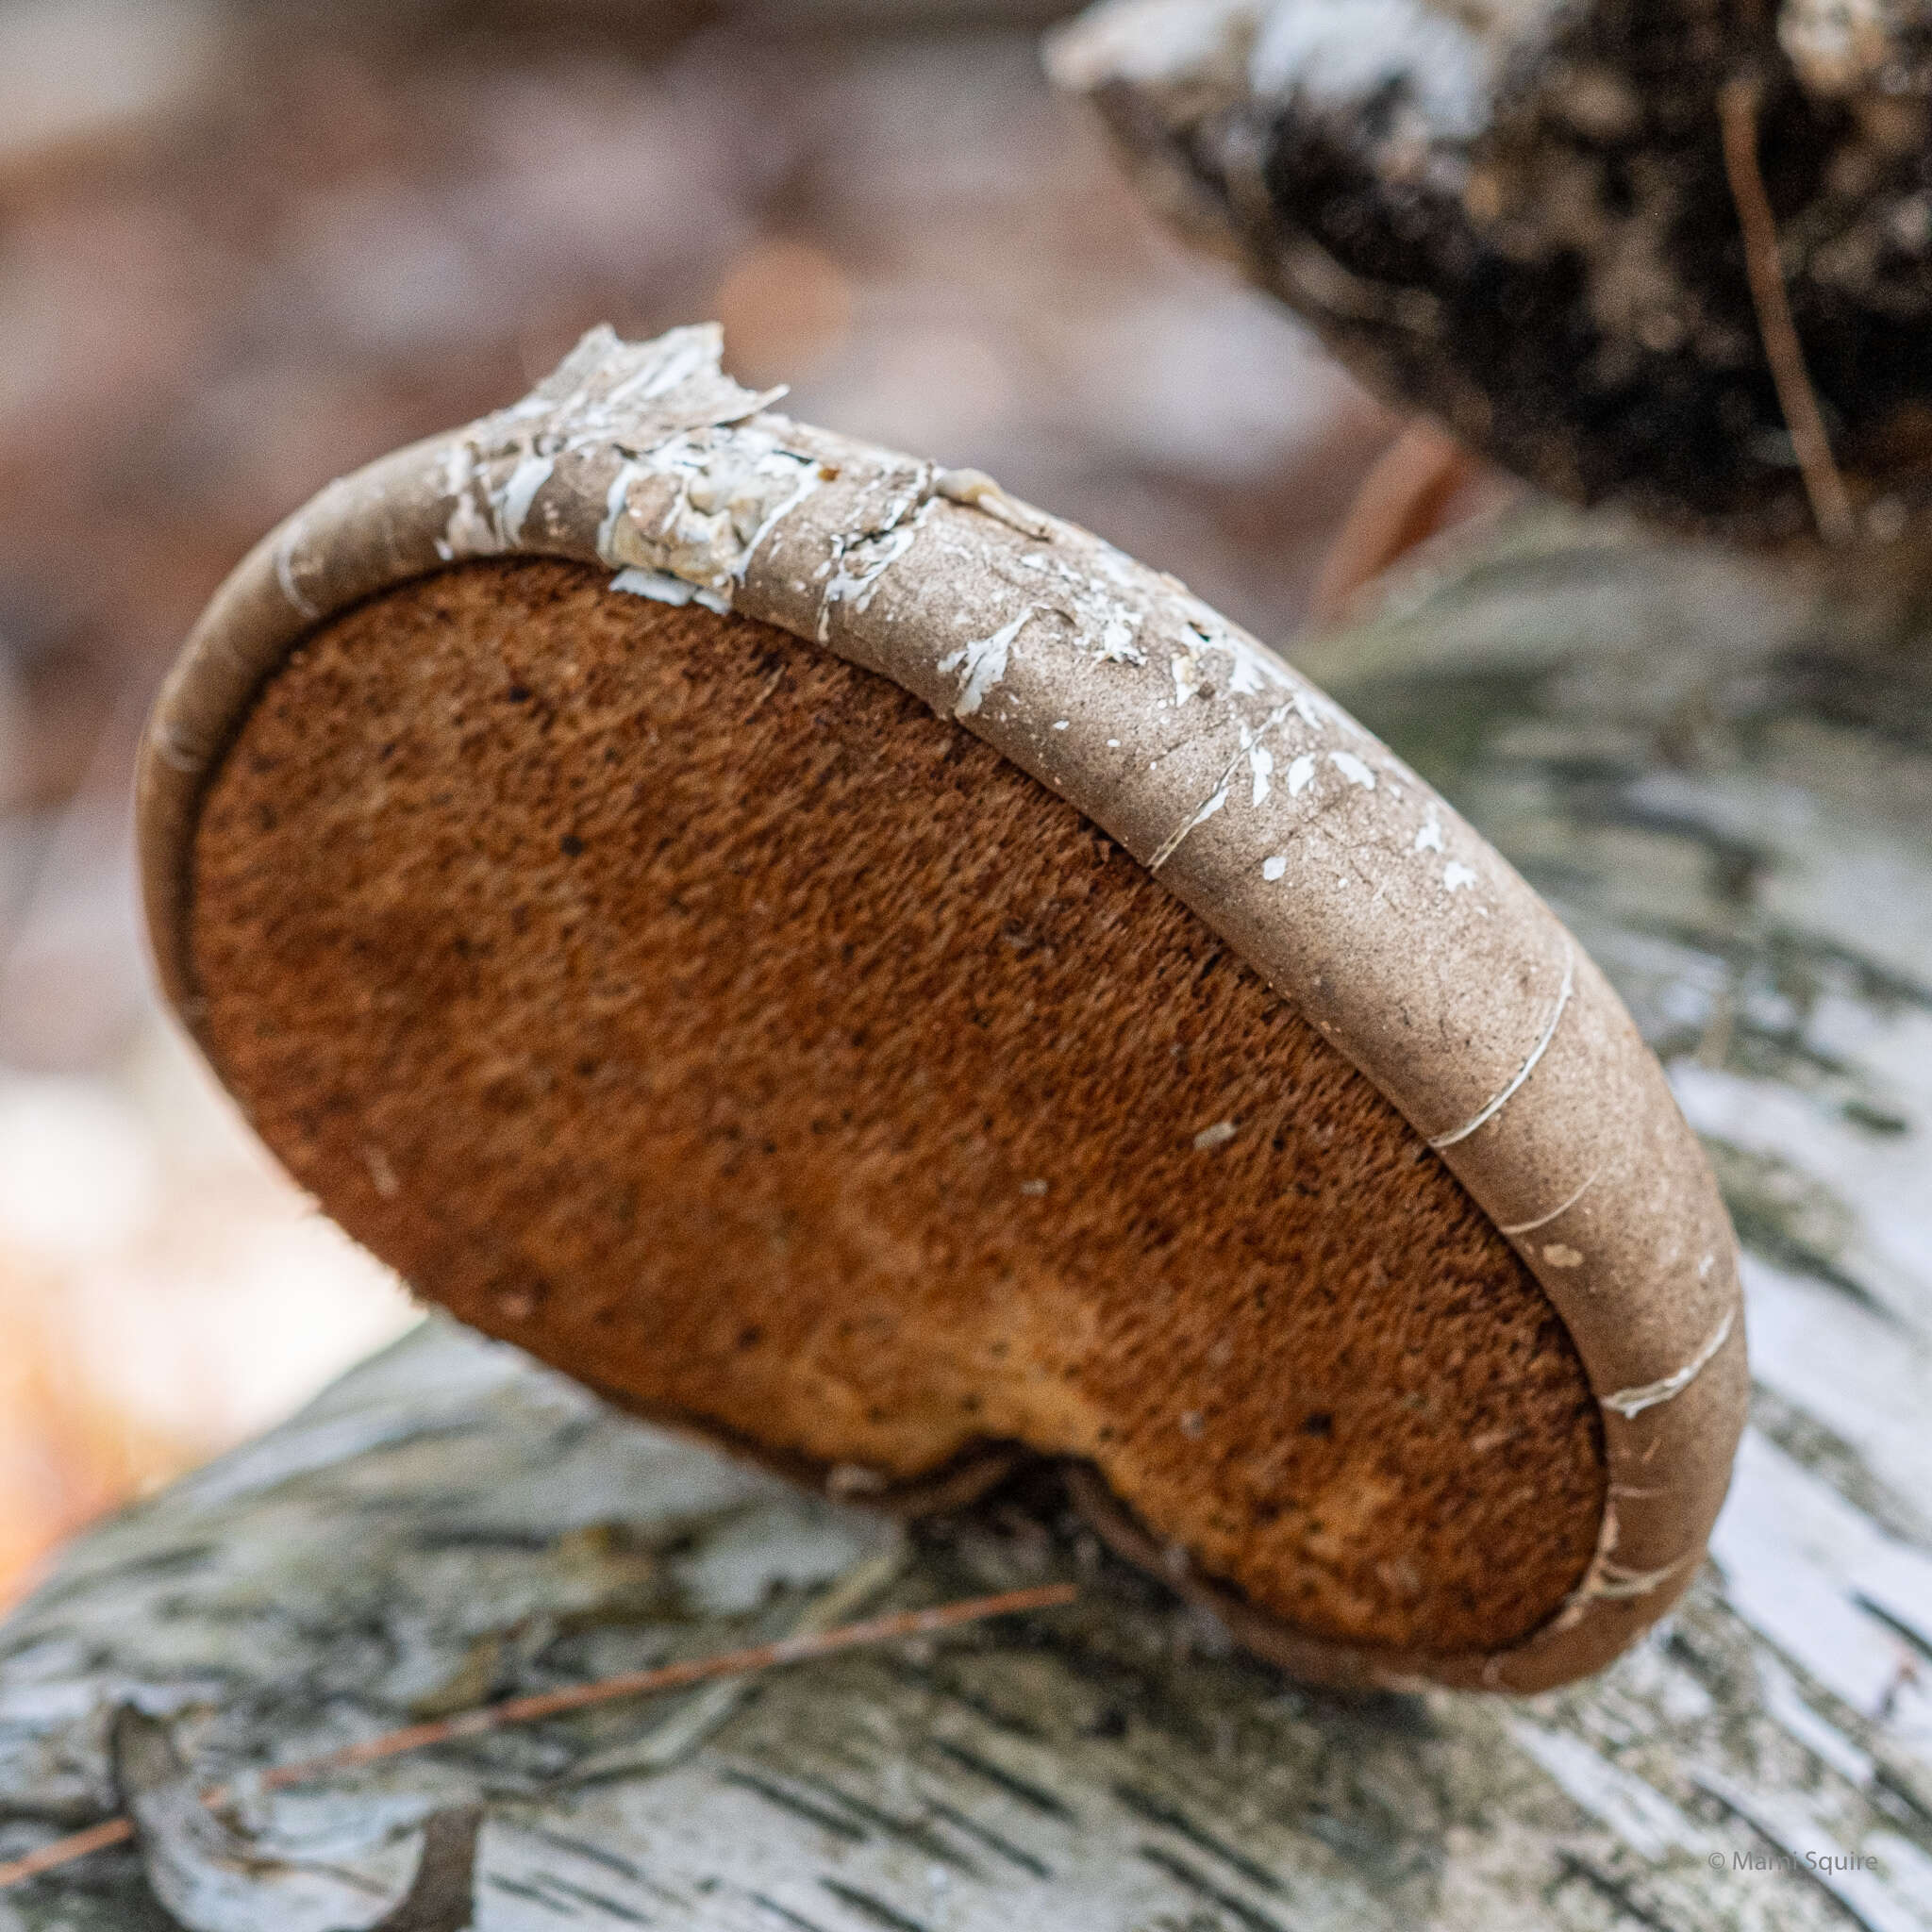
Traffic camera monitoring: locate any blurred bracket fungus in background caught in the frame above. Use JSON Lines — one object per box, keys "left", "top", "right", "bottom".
{"left": 0, "top": 0, "right": 1404, "bottom": 1606}
{"left": 1049, "top": 0, "right": 1932, "bottom": 549}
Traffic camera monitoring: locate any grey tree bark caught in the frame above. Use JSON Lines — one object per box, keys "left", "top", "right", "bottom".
{"left": 1, "top": 508, "right": 1929, "bottom": 1930}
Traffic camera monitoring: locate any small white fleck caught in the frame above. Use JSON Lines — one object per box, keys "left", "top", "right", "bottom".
{"left": 1542, "top": 1243, "right": 1585, "bottom": 1269}
{"left": 1414, "top": 815, "right": 1445, "bottom": 854}
{"left": 1329, "top": 749, "right": 1376, "bottom": 789}
{"left": 1052, "top": 719, "right": 1069, "bottom": 730}
{"left": 1192, "top": 1120, "right": 1237, "bottom": 1150}
{"left": 1262, "top": 855, "right": 1288, "bottom": 881}
{"left": 1443, "top": 860, "right": 1478, "bottom": 892}
{"left": 1249, "top": 742, "right": 1274, "bottom": 805}
{"left": 363, "top": 1145, "right": 399, "bottom": 1200}
{"left": 1287, "top": 754, "right": 1317, "bottom": 796}
{"left": 1107, "top": 739, "right": 1120, "bottom": 748}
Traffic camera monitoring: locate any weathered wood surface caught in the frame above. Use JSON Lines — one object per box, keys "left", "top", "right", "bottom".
{"left": 3, "top": 512, "right": 1931, "bottom": 1929}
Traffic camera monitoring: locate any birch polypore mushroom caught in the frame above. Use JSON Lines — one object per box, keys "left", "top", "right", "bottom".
{"left": 138, "top": 325, "right": 1745, "bottom": 1692}
{"left": 1049, "top": 0, "right": 1932, "bottom": 547}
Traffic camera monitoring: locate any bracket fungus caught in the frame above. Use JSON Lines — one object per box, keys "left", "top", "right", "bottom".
{"left": 1049, "top": 0, "right": 1932, "bottom": 546}
{"left": 138, "top": 325, "right": 1745, "bottom": 1692}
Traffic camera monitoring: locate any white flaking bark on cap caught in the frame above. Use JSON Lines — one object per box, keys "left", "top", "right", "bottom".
{"left": 1497, "top": 1163, "right": 1601, "bottom": 1236}
{"left": 1428, "top": 941, "right": 1574, "bottom": 1148}
{"left": 939, "top": 606, "right": 1044, "bottom": 718}
{"left": 1603, "top": 1310, "right": 1739, "bottom": 1420}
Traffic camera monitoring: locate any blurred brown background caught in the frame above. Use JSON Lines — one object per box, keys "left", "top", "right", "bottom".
{"left": 0, "top": 0, "right": 1407, "bottom": 1607}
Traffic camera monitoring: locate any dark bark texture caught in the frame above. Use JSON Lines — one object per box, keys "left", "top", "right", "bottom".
{"left": 1053, "top": 0, "right": 1932, "bottom": 541}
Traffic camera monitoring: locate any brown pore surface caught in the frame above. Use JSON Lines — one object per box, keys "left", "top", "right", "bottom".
{"left": 189, "top": 558, "right": 1605, "bottom": 1657}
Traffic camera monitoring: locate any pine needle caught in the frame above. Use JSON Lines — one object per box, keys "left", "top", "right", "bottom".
{"left": 0, "top": 1580, "right": 1076, "bottom": 1891}
{"left": 1718, "top": 72, "right": 1857, "bottom": 545}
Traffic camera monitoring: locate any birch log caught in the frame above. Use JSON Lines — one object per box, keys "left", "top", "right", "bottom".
{"left": 2, "top": 509, "right": 1930, "bottom": 1930}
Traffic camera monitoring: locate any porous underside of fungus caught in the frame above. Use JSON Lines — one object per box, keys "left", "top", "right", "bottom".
{"left": 189, "top": 558, "right": 1605, "bottom": 1661}
{"left": 1050, "top": 0, "right": 1932, "bottom": 541}
{"left": 141, "top": 325, "right": 1746, "bottom": 1690}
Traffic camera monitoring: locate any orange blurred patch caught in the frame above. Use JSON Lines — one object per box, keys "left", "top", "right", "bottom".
{"left": 714, "top": 239, "right": 854, "bottom": 390}
{"left": 0, "top": 1268, "right": 187, "bottom": 1607}
{"left": 0, "top": 1047, "right": 418, "bottom": 1613}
